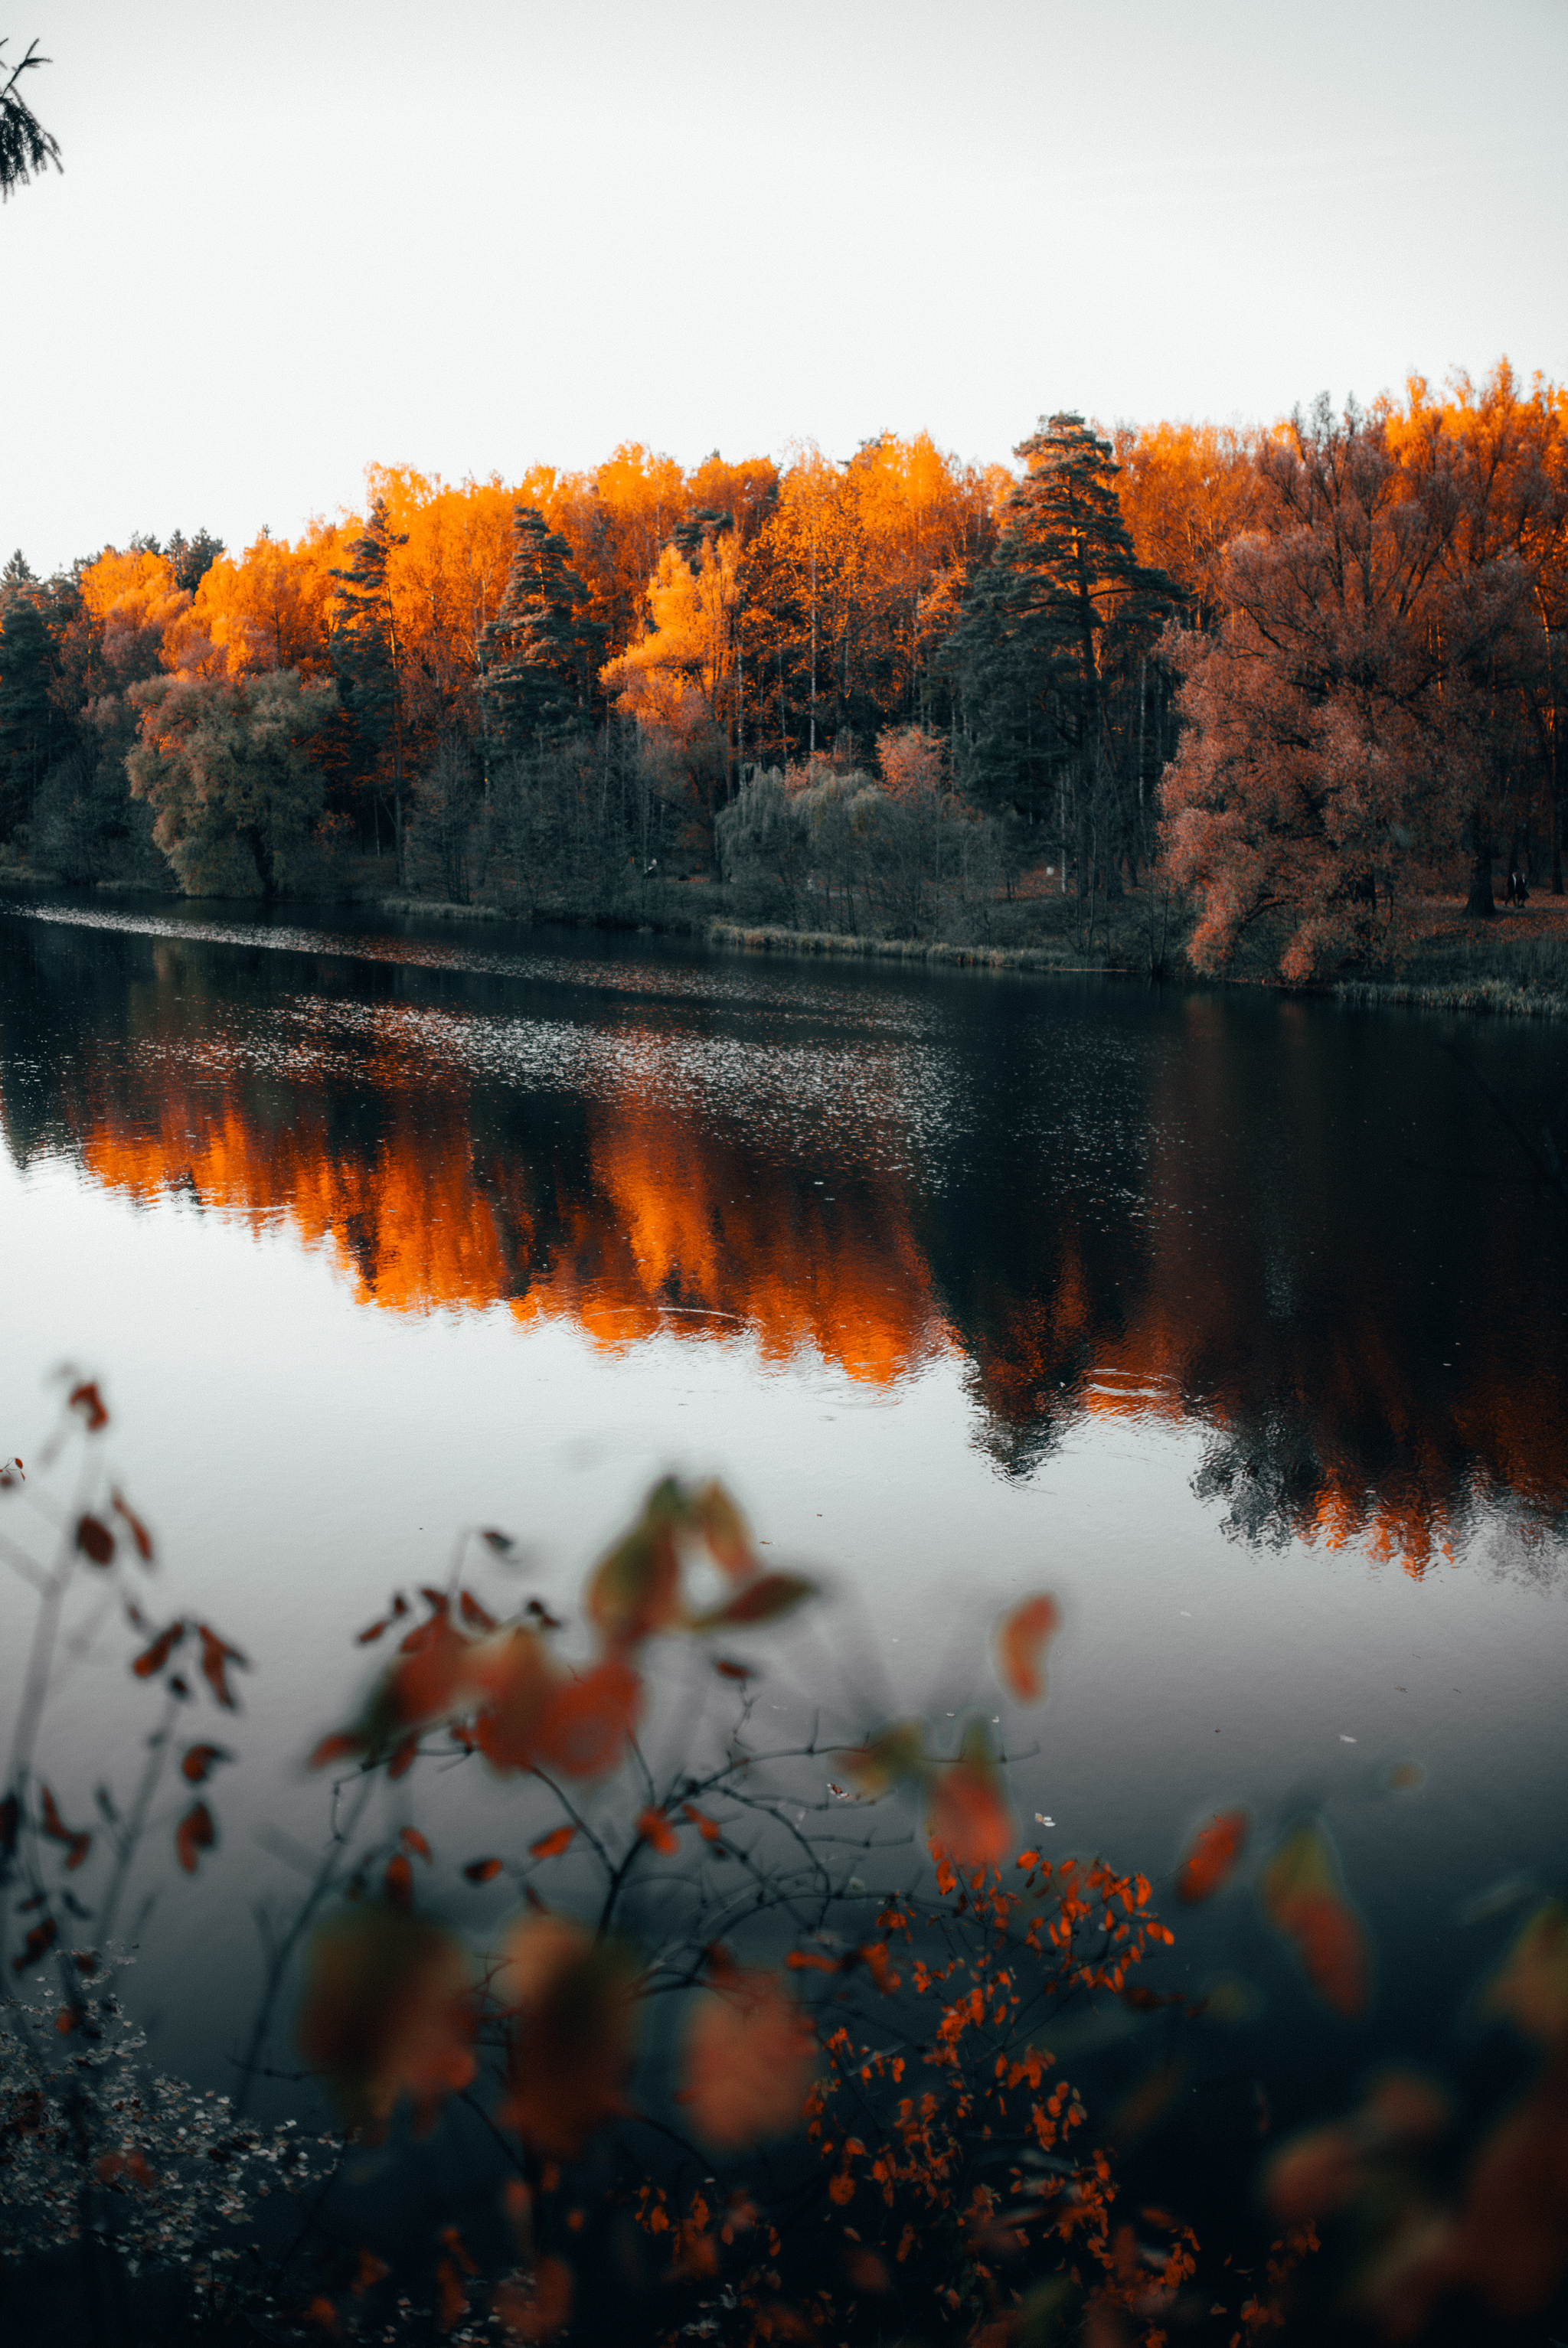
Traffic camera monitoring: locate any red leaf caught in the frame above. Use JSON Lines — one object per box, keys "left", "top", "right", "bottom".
{"left": 690, "top": 1570, "right": 815, "bottom": 1632}
{"left": 636, "top": 1807, "right": 680, "bottom": 1857}
{"left": 109, "top": 1488, "right": 154, "bottom": 1564}
{"left": 351, "top": 2246, "right": 390, "bottom": 2296}
{"left": 180, "top": 1742, "right": 232, "bottom": 1785}
{"left": 297, "top": 1906, "right": 475, "bottom": 2139}
{"left": 0, "top": 1457, "right": 24, "bottom": 1489}
{"left": 175, "top": 1800, "right": 216, "bottom": 1874}
{"left": 387, "top": 1733, "right": 420, "bottom": 1781}
{"left": 926, "top": 1724, "right": 1013, "bottom": 1874}
{"left": 463, "top": 1857, "right": 504, "bottom": 1884}
{"left": 310, "top": 1732, "right": 362, "bottom": 1771}
{"left": 682, "top": 1968, "right": 817, "bottom": 2149}
{"left": 15, "top": 1917, "right": 57, "bottom": 1971}
{"left": 681, "top": 1804, "right": 723, "bottom": 1845}
{"left": 384, "top": 1853, "right": 414, "bottom": 1910}
{"left": 713, "top": 1657, "right": 753, "bottom": 1682}
{"left": 197, "top": 1624, "right": 248, "bottom": 1710}
{"left": 1175, "top": 1808, "right": 1252, "bottom": 1905}
{"left": 995, "top": 1593, "right": 1060, "bottom": 1703}
{"left": 96, "top": 2149, "right": 153, "bottom": 2188}
{"left": 75, "top": 1513, "right": 116, "bottom": 1568}
{"left": 69, "top": 1380, "right": 109, "bottom": 1432}
{"left": 528, "top": 1825, "right": 577, "bottom": 1860}
{"left": 480, "top": 1527, "right": 514, "bottom": 1554}
{"left": 40, "top": 1785, "right": 91, "bottom": 1872}
{"left": 399, "top": 1827, "right": 433, "bottom": 1863}
{"left": 532, "top": 1659, "right": 642, "bottom": 1780}
{"left": 495, "top": 1915, "right": 639, "bottom": 2156}
{"left": 1259, "top": 1823, "right": 1370, "bottom": 2018}
{"left": 132, "top": 1621, "right": 185, "bottom": 1680}
{"left": 459, "top": 1589, "right": 497, "bottom": 1631}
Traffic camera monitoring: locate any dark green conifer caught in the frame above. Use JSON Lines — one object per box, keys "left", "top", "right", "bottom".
{"left": 479, "top": 507, "right": 603, "bottom": 758}
{"left": 0, "top": 588, "right": 61, "bottom": 841}
{"left": 331, "top": 498, "right": 409, "bottom": 876}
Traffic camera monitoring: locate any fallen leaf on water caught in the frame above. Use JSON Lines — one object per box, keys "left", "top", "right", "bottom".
{"left": 1175, "top": 1808, "right": 1251, "bottom": 1905}
{"left": 995, "top": 1593, "right": 1060, "bottom": 1703}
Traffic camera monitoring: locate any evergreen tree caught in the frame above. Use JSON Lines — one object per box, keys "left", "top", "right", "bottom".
{"left": 165, "top": 528, "right": 226, "bottom": 595}
{"left": 2, "top": 548, "right": 37, "bottom": 592}
{"left": 944, "top": 414, "right": 1179, "bottom": 873}
{"left": 0, "top": 589, "right": 62, "bottom": 842}
{"left": 331, "top": 498, "right": 409, "bottom": 878}
{"left": 479, "top": 506, "right": 603, "bottom": 759}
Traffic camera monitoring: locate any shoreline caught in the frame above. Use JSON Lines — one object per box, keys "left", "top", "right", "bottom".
{"left": 8, "top": 876, "right": 1568, "bottom": 1020}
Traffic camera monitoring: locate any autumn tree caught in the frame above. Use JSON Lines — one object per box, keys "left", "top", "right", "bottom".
{"left": 601, "top": 519, "right": 740, "bottom": 869}
{"left": 126, "top": 668, "right": 336, "bottom": 898}
{"left": 1161, "top": 392, "right": 1546, "bottom": 976}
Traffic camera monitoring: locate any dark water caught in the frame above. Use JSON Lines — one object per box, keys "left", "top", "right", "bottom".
{"left": 2, "top": 892, "right": 1566, "bottom": 2248}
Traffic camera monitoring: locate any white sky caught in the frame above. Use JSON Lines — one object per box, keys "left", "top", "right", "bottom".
{"left": 4, "top": 0, "right": 1564, "bottom": 576}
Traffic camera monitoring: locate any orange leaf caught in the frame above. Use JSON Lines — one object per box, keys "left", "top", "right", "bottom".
{"left": 40, "top": 1785, "right": 91, "bottom": 1873}
{"left": 495, "top": 1915, "right": 639, "bottom": 2157}
{"left": 69, "top": 1380, "right": 109, "bottom": 1432}
{"left": 1259, "top": 1823, "right": 1370, "bottom": 2018}
{"left": 384, "top": 1853, "right": 414, "bottom": 1910}
{"left": 689, "top": 1570, "right": 815, "bottom": 1632}
{"left": 682, "top": 1968, "right": 817, "bottom": 2150}
{"left": 995, "top": 1593, "right": 1060, "bottom": 1703}
{"left": 681, "top": 1803, "right": 723, "bottom": 1844}
{"left": 298, "top": 1906, "right": 475, "bottom": 2139}
{"left": 132, "top": 1620, "right": 185, "bottom": 1680}
{"left": 180, "top": 1742, "right": 232, "bottom": 1785}
{"left": 459, "top": 1589, "right": 497, "bottom": 1631}
{"left": 15, "top": 1918, "right": 57, "bottom": 1971}
{"left": 636, "top": 1808, "right": 679, "bottom": 1857}
{"left": 495, "top": 2255, "right": 573, "bottom": 2342}
{"left": 399, "top": 1827, "right": 433, "bottom": 1863}
{"left": 109, "top": 1487, "right": 154, "bottom": 1563}
{"left": 926, "top": 1724, "right": 1013, "bottom": 1873}
{"left": 463, "top": 1857, "right": 504, "bottom": 1883}
{"left": 75, "top": 1513, "right": 116, "bottom": 1568}
{"left": 352, "top": 2246, "right": 390, "bottom": 2295}
{"left": 197, "top": 1623, "right": 248, "bottom": 1710}
{"left": 175, "top": 1800, "right": 216, "bottom": 1875}
{"left": 1175, "top": 1808, "right": 1251, "bottom": 1905}
{"left": 692, "top": 1479, "right": 757, "bottom": 1581}
{"left": 713, "top": 1657, "right": 753, "bottom": 1682}
{"left": 532, "top": 1659, "right": 642, "bottom": 1780}
{"left": 529, "top": 1825, "right": 577, "bottom": 1860}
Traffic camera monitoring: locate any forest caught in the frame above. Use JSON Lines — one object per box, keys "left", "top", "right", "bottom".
{"left": 0, "top": 361, "right": 1564, "bottom": 984}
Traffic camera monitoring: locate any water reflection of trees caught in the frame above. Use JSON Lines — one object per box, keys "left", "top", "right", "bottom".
{"left": 4, "top": 914, "right": 1566, "bottom": 1576}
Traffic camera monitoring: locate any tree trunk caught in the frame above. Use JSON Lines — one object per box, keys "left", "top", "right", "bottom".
{"left": 1465, "top": 807, "right": 1495, "bottom": 916}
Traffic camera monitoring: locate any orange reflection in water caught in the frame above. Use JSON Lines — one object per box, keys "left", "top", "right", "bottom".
{"left": 44, "top": 1037, "right": 1568, "bottom": 1579}
{"left": 75, "top": 1074, "right": 943, "bottom": 1387}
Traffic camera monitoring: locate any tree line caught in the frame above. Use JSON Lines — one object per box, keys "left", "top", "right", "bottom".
{"left": 1, "top": 362, "right": 1563, "bottom": 977}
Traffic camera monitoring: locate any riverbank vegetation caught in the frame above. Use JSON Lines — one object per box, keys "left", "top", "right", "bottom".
{"left": 5, "top": 1383, "right": 1566, "bottom": 2343}
{"left": 0, "top": 363, "right": 1564, "bottom": 994}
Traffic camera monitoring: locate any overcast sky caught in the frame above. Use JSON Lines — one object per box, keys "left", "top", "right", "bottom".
{"left": 4, "top": 0, "right": 1564, "bottom": 575}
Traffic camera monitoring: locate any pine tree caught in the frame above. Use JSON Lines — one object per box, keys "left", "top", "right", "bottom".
{"left": 0, "top": 589, "right": 62, "bottom": 843}
{"left": 331, "top": 498, "right": 409, "bottom": 879}
{"left": 479, "top": 506, "right": 603, "bottom": 759}
{"left": 944, "top": 415, "right": 1178, "bottom": 872}
{"left": 165, "top": 528, "right": 226, "bottom": 596}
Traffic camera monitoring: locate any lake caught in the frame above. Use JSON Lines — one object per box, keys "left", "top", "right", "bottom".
{"left": 2, "top": 890, "right": 1565, "bottom": 2158}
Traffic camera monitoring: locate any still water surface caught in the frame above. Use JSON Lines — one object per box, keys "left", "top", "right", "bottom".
{"left": 2, "top": 893, "right": 1565, "bottom": 2121}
